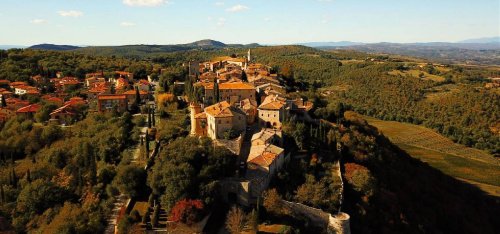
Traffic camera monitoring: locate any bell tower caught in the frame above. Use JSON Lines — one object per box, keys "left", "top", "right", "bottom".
{"left": 247, "top": 49, "right": 251, "bottom": 63}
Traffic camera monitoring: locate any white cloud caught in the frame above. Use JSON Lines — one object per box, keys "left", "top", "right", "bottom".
{"left": 58, "top": 10, "right": 83, "bottom": 17}
{"left": 215, "top": 2, "right": 224, "bottom": 6}
{"left": 120, "top": 22, "right": 136, "bottom": 27}
{"left": 30, "top": 19, "right": 47, "bottom": 24}
{"left": 226, "top": 4, "right": 249, "bottom": 12}
{"left": 123, "top": 0, "right": 167, "bottom": 7}
{"left": 217, "top": 17, "right": 226, "bottom": 26}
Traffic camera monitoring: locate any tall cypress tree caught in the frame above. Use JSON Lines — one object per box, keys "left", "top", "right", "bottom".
{"left": 145, "top": 135, "right": 150, "bottom": 159}
{"left": 147, "top": 107, "right": 152, "bottom": 128}
{"left": 0, "top": 185, "right": 4, "bottom": 204}
{"left": 135, "top": 86, "right": 141, "bottom": 105}
{"left": 152, "top": 108, "right": 156, "bottom": 127}
{"left": 26, "top": 169, "right": 31, "bottom": 183}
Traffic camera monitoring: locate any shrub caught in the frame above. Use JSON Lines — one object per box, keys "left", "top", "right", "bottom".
{"left": 169, "top": 199, "right": 205, "bottom": 225}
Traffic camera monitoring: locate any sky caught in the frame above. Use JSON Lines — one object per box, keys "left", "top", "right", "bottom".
{"left": 0, "top": 0, "right": 499, "bottom": 46}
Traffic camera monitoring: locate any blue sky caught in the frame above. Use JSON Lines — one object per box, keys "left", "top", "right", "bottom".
{"left": 0, "top": 0, "right": 498, "bottom": 45}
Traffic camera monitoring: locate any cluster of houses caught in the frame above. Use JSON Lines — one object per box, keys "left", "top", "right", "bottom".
{"left": 0, "top": 70, "right": 153, "bottom": 125}
{"left": 188, "top": 51, "right": 313, "bottom": 206}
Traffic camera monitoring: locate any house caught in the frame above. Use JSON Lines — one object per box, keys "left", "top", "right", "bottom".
{"left": 198, "top": 82, "right": 256, "bottom": 105}
{"left": 59, "top": 77, "right": 80, "bottom": 92}
{"left": 257, "top": 95, "right": 288, "bottom": 129}
{"left": 85, "top": 77, "right": 106, "bottom": 87}
{"left": 114, "top": 78, "right": 129, "bottom": 93}
{"left": 190, "top": 101, "right": 246, "bottom": 140}
{"left": 256, "top": 83, "right": 286, "bottom": 102}
{"left": 16, "top": 104, "right": 41, "bottom": 118}
{"left": 14, "top": 85, "right": 39, "bottom": 96}
{"left": 0, "top": 80, "right": 10, "bottom": 87}
{"left": 115, "top": 71, "right": 134, "bottom": 81}
{"left": 50, "top": 104, "right": 76, "bottom": 125}
{"left": 135, "top": 79, "right": 150, "bottom": 92}
{"left": 239, "top": 98, "right": 257, "bottom": 124}
{"left": 248, "top": 74, "right": 280, "bottom": 87}
{"left": 9, "top": 81, "right": 27, "bottom": 89}
{"left": 251, "top": 128, "right": 283, "bottom": 147}
{"left": 6, "top": 98, "right": 29, "bottom": 111}
{"left": 245, "top": 143, "right": 285, "bottom": 200}
{"left": 65, "top": 97, "right": 87, "bottom": 107}
{"left": 41, "top": 95, "right": 64, "bottom": 106}
{"left": 97, "top": 94, "right": 128, "bottom": 113}
{"left": 0, "top": 89, "right": 13, "bottom": 99}
{"left": 123, "top": 89, "right": 148, "bottom": 105}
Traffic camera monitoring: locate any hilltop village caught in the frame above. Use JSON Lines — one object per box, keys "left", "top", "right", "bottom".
{"left": 188, "top": 50, "right": 314, "bottom": 206}
{"left": 0, "top": 50, "right": 351, "bottom": 233}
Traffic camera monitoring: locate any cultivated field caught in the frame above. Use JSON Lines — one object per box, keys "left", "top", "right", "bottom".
{"left": 388, "top": 69, "right": 445, "bottom": 82}
{"left": 365, "top": 117, "right": 500, "bottom": 196}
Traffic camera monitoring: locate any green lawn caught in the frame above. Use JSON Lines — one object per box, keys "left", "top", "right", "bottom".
{"left": 366, "top": 117, "right": 500, "bottom": 196}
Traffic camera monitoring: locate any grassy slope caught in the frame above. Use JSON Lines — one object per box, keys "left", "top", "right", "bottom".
{"left": 365, "top": 116, "right": 500, "bottom": 196}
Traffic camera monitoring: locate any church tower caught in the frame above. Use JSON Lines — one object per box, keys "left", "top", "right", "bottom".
{"left": 247, "top": 49, "right": 251, "bottom": 63}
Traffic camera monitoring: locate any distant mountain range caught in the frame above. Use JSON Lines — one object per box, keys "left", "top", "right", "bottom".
{"left": 2, "top": 37, "right": 498, "bottom": 64}
{"left": 457, "top": 36, "right": 500, "bottom": 44}
{"left": 23, "top": 39, "right": 259, "bottom": 52}
{"left": 29, "top": 44, "right": 82, "bottom": 51}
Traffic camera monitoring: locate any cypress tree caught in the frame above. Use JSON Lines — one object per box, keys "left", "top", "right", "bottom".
{"left": 135, "top": 86, "right": 141, "bottom": 105}
{"left": 147, "top": 108, "right": 152, "bottom": 128}
{"left": 152, "top": 108, "right": 156, "bottom": 127}
{"left": 0, "top": 184, "right": 4, "bottom": 204}
{"left": 26, "top": 169, "right": 31, "bottom": 183}
{"left": 11, "top": 167, "right": 16, "bottom": 187}
{"left": 145, "top": 135, "right": 150, "bottom": 159}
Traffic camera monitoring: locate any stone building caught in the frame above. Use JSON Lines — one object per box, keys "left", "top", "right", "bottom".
{"left": 257, "top": 95, "right": 288, "bottom": 129}
{"left": 190, "top": 101, "right": 247, "bottom": 140}
{"left": 97, "top": 94, "right": 128, "bottom": 113}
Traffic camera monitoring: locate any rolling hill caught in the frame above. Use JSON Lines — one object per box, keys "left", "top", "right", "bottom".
{"left": 26, "top": 40, "right": 261, "bottom": 57}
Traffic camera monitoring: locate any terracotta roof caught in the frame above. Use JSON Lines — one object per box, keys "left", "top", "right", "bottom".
{"left": 50, "top": 104, "right": 75, "bottom": 115}
{"left": 10, "top": 82, "right": 27, "bottom": 87}
{"left": 0, "top": 80, "right": 10, "bottom": 84}
{"left": 204, "top": 101, "right": 233, "bottom": 117}
{"left": 258, "top": 100, "right": 285, "bottom": 110}
{"left": 137, "top": 79, "right": 150, "bottom": 85}
{"left": 203, "top": 101, "right": 246, "bottom": 118}
{"left": 247, "top": 144, "right": 284, "bottom": 163}
{"left": 248, "top": 151, "right": 279, "bottom": 168}
{"left": 16, "top": 104, "right": 41, "bottom": 113}
{"left": 98, "top": 95, "right": 126, "bottom": 100}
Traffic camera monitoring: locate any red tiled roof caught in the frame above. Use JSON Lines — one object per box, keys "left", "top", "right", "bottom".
{"left": 98, "top": 95, "right": 126, "bottom": 100}
{"left": 16, "top": 104, "right": 41, "bottom": 113}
